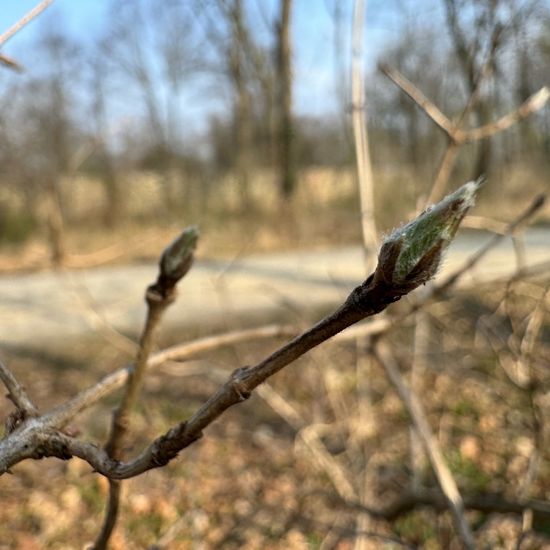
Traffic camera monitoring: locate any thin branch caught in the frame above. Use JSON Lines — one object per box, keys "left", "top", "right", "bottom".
{"left": 0, "top": 184, "right": 487, "bottom": 489}
{"left": 43, "top": 324, "right": 296, "bottom": 430}
{"left": 299, "top": 424, "right": 358, "bottom": 501}
{"left": 436, "top": 195, "right": 545, "bottom": 292}
{"left": 93, "top": 228, "right": 198, "bottom": 549}
{"left": 0, "top": 0, "right": 54, "bottom": 48}
{"left": 425, "top": 23, "right": 503, "bottom": 204}
{"left": 428, "top": 143, "right": 461, "bottom": 205}
{"left": 0, "top": 359, "right": 38, "bottom": 418}
{"left": 410, "top": 295, "right": 430, "bottom": 491}
{"left": 377, "top": 70, "right": 550, "bottom": 149}
{"left": 331, "top": 488, "right": 550, "bottom": 524}
{"left": 0, "top": 289, "right": 385, "bottom": 478}
{"left": 378, "top": 63, "right": 456, "bottom": 139}
{"left": 336, "top": 194, "right": 547, "bottom": 347}
{"left": 380, "top": 61, "right": 549, "bottom": 207}
{"left": 372, "top": 342, "right": 476, "bottom": 550}
{"left": 352, "top": 0, "right": 378, "bottom": 263}
{"left": 0, "top": 53, "right": 23, "bottom": 72}
{"left": 461, "top": 215, "right": 508, "bottom": 235}
{"left": 464, "top": 87, "right": 550, "bottom": 142}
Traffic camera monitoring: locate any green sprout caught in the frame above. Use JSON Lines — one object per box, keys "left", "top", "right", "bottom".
{"left": 159, "top": 226, "right": 199, "bottom": 283}
{"left": 376, "top": 179, "right": 483, "bottom": 287}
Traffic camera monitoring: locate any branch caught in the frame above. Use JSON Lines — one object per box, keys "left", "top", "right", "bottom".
{"left": 372, "top": 342, "right": 475, "bottom": 550}
{"left": 0, "top": 52, "right": 23, "bottom": 72}
{"left": 436, "top": 194, "right": 545, "bottom": 292}
{"left": 464, "top": 87, "right": 550, "bottom": 142}
{"left": 330, "top": 194, "right": 546, "bottom": 354}
{"left": 42, "top": 325, "right": 296, "bottom": 430}
{"left": 424, "top": 22, "right": 504, "bottom": 204}
{"left": 378, "top": 63, "right": 456, "bottom": 140}
{"left": 0, "top": 285, "right": 397, "bottom": 479}
{"left": 94, "top": 227, "right": 199, "bottom": 549}
{"left": 0, "top": 359, "right": 38, "bottom": 422}
{"left": 0, "top": 0, "right": 54, "bottom": 48}
{"left": 1, "top": 266, "right": 429, "bottom": 479}
{"left": 332, "top": 488, "right": 550, "bottom": 525}
{"left": 352, "top": 0, "right": 378, "bottom": 262}
{"left": 460, "top": 215, "right": 508, "bottom": 235}
{"left": 36, "top": 186, "right": 542, "bottom": 432}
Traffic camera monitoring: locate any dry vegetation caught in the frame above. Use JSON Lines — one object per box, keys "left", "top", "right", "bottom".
{"left": 1, "top": 271, "right": 549, "bottom": 549}
{"left": 0, "top": 164, "right": 548, "bottom": 273}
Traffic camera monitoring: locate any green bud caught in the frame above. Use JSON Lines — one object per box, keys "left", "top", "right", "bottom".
{"left": 377, "top": 179, "right": 482, "bottom": 287}
{"left": 159, "top": 226, "right": 199, "bottom": 282}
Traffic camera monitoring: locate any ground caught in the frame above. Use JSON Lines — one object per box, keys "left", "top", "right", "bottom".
{"left": 1, "top": 277, "right": 549, "bottom": 548}
{"left": 0, "top": 167, "right": 549, "bottom": 548}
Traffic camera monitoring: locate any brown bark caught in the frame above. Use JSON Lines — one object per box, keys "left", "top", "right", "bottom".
{"left": 228, "top": 0, "right": 253, "bottom": 205}
{"left": 276, "top": 0, "right": 295, "bottom": 200}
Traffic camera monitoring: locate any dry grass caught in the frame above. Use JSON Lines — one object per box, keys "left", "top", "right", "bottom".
{"left": 0, "top": 164, "right": 548, "bottom": 273}
{"left": 1, "top": 276, "right": 549, "bottom": 548}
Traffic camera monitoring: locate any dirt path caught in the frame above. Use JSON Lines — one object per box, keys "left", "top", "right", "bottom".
{"left": 0, "top": 229, "right": 548, "bottom": 350}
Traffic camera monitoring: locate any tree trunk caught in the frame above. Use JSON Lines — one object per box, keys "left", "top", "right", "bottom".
{"left": 45, "top": 178, "right": 66, "bottom": 268}
{"left": 276, "top": 0, "right": 295, "bottom": 200}
{"left": 100, "top": 150, "right": 123, "bottom": 229}
{"left": 229, "top": 0, "right": 252, "bottom": 207}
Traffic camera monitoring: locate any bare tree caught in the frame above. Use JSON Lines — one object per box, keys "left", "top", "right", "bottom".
{"left": 104, "top": 0, "right": 202, "bottom": 213}
{"left": 351, "top": 0, "right": 377, "bottom": 266}
{"left": 199, "top": 0, "right": 257, "bottom": 204}
{"left": 223, "top": 0, "right": 257, "bottom": 204}
{"left": 275, "top": 0, "right": 296, "bottom": 200}
{"left": 443, "top": 0, "right": 510, "bottom": 179}
{"left": 19, "top": 28, "right": 83, "bottom": 266}
{"left": 89, "top": 53, "right": 123, "bottom": 228}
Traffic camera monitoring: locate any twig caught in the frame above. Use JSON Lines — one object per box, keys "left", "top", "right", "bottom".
{"left": 517, "top": 286, "right": 548, "bottom": 500}
{"left": 379, "top": 62, "right": 550, "bottom": 206}
{"left": 372, "top": 341, "right": 476, "bottom": 550}
{"left": 159, "top": 361, "right": 366, "bottom": 506}
{"left": 299, "top": 423, "right": 358, "bottom": 501}
{"left": 461, "top": 215, "right": 508, "bottom": 235}
{"left": 62, "top": 270, "right": 137, "bottom": 356}
{"left": 333, "top": 194, "right": 547, "bottom": 347}
{"left": 351, "top": 0, "right": 377, "bottom": 264}
{"left": 427, "top": 20, "right": 503, "bottom": 204}
{"left": 30, "top": 192, "right": 543, "bottom": 435}
{"left": 429, "top": 144, "right": 461, "bottom": 205}
{"left": 43, "top": 324, "right": 296, "bottom": 430}
{"left": 436, "top": 195, "right": 545, "bottom": 292}
{"left": 330, "top": 488, "right": 550, "bottom": 524}
{"left": 0, "top": 52, "right": 23, "bottom": 72}
{"left": 92, "top": 228, "right": 198, "bottom": 549}
{"left": 0, "top": 359, "right": 38, "bottom": 419}
{"left": 410, "top": 293, "right": 430, "bottom": 491}
{"left": 0, "top": 278, "right": 409, "bottom": 478}
{"left": 378, "top": 63, "right": 455, "bottom": 139}
{"left": 465, "top": 87, "right": 550, "bottom": 142}
{"left": 352, "top": 6, "right": 380, "bottom": 543}
{"left": 0, "top": 0, "right": 54, "bottom": 48}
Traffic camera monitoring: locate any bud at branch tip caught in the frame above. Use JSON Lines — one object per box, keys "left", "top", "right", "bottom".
{"left": 159, "top": 226, "right": 199, "bottom": 283}
{"left": 377, "top": 178, "right": 483, "bottom": 287}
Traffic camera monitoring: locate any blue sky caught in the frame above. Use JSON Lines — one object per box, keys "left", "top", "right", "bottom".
{"left": 1, "top": 0, "right": 414, "bottom": 120}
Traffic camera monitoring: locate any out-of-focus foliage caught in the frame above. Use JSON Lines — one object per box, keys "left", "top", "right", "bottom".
{"left": 0, "top": 0, "right": 548, "bottom": 250}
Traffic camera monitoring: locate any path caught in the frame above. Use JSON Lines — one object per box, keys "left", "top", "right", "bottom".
{"left": 0, "top": 229, "right": 548, "bottom": 350}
